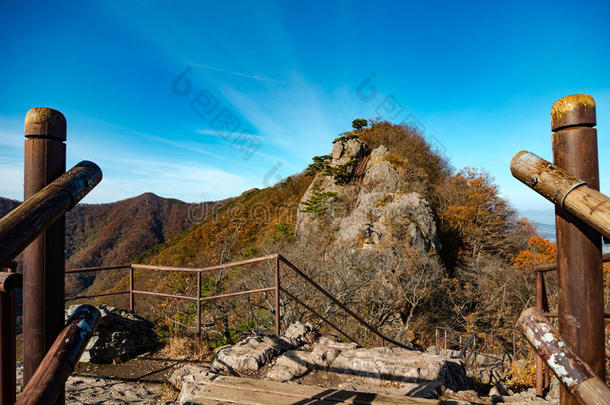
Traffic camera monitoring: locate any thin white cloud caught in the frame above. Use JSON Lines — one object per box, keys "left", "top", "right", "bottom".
{"left": 0, "top": 131, "right": 23, "bottom": 148}
{"left": 146, "top": 134, "right": 229, "bottom": 162}
{"left": 195, "top": 128, "right": 259, "bottom": 139}
{"left": 0, "top": 158, "right": 23, "bottom": 201}
{"left": 92, "top": 158, "right": 257, "bottom": 203}
{"left": 190, "top": 63, "right": 285, "bottom": 84}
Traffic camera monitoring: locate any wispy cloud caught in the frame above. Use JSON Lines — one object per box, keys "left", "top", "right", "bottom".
{"left": 195, "top": 128, "right": 259, "bottom": 139}
{"left": 191, "top": 62, "right": 285, "bottom": 84}
{"left": 0, "top": 129, "right": 23, "bottom": 148}
{"left": 146, "top": 134, "right": 229, "bottom": 162}
{"left": 0, "top": 157, "right": 23, "bottom": 200}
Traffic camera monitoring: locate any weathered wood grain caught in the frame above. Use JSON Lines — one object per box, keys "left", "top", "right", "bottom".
{"left": 180, "top": 374, "right": 449, "bottom": 404}
{"left": 518, "top": 308, "right": 610, "bottom": 405}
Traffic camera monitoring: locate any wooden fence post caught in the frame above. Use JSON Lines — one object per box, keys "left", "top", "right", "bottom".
{"left": 0, "top": 264, "right": 18, "bottom": 405}
{"left": 551, "top": 95, "right": 605, "bottom": 405}
{"left": 22, "top": 108, "right": 66, "bottom": 405}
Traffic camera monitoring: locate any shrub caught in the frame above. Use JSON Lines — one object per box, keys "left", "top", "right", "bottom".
{"left": 352, "top": 118, "right": 368, "bottom": 131}
{"left": 243, "top": 245, "right": 258, "bottom": 257}
{"left": 305, "top": 155, "right": 331, "bottom": 176}
{"left": 272, "top": 223, "right": 294, "bottom": 240}
{"left": 359, "top": 122, "right": 451, "bottom": 191}
{"left": 503, "top": 352, "right": 537, "bottom": 390}
{"left": 333, "top": 132, "right": 360, "bottom": 143}
{"left": 323, "top": 159, "right": 358, "bottom": 185}
{"left": 300, "top": 186, "right": 338, "bottom": 215}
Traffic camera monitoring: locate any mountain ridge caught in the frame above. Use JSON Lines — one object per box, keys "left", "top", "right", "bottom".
{"left": 0, "top": 192, "right": 218, "bottom": 294}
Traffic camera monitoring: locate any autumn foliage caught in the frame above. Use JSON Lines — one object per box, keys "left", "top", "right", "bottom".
{"left": 74, "top": 121, "right": 592, "bottom": 360}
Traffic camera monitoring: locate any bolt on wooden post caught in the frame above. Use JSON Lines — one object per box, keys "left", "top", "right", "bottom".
{"left": 551, "top": 95, "right": 605, "bottom": 405}
{"left": 22, "top": 108, "right": 67, "bottom": 404}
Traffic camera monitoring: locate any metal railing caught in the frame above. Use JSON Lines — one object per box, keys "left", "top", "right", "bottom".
{"left": 434, "top": 326, "right": 521, "bottom": 370}
{"left": 65, "top": 254, "right": 412, "bottom": 350}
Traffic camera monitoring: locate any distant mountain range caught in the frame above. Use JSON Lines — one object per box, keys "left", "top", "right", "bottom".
{"left": 521, "top": 208, "right": 609, "bottom": 253}
{"left": 0, "top": 193, "right": 219, "bottom": 294}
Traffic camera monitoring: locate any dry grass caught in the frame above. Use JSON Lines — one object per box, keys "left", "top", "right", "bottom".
{"left": 160, "top": 382, "right": 180, "bottom": 402}
{"left": 158, "top": 334, "right": 206, "bottom": 361}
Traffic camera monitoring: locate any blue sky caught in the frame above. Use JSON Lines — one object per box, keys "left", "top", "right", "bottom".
{"left": 1, "top": 0, "right": 609, "bottom": 212}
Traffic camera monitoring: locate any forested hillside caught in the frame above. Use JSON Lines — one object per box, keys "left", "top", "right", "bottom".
{"left": 5, "top": 120, "right": 603, "bottom": 349}
{"left": 83, "top": 121, "right": 561, "bottom": 348}
{"left": 0, "top": 193, "right": 215, "bottom": 294}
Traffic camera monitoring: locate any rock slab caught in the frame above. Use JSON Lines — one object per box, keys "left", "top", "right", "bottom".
{"left": 65, "top": 304, "right": 160, "bottom": 364}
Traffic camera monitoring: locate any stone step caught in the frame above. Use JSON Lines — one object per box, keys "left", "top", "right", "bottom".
{"left": 178, "top": 374, "right": 460, "bottom": 404}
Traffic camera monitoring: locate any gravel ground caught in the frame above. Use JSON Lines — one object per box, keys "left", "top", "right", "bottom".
{"left": 16, "top": 361, "right": 172, "bottom": 404}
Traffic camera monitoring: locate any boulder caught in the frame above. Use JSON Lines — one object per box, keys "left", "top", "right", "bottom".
{"left": 211, "top": 323, "right": 320, "bottom": 374}
{"left": 280, "top": 321, "right": 319, "bottom": 347}
{"left": 168, "top": 364, "right": 215, "bottom": 390}
{"left": 266, "top": 350, "right": 312, "bottom": 381}
{"left": 266, "top": 337, "right": 356, "bottom": 382}
{"left": 330, "top": 347, "right": 470, "bottom": 398}
{"left": 211, "top": 334, "right": 291, "bottom": 374}
{"left": 65, "top": 304, "right": 159, "bottom": 364}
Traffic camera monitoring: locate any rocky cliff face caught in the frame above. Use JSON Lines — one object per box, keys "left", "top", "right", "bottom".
{"left": 296, "top": 137, "right": 439, "bottom": 255}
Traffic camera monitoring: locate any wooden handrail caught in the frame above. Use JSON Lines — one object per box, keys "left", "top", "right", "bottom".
{"left": 511, "top": 151, "right": 610, "bottom": 240}
{"left": 0, "top": 161, "right": 102, "bottom": 268}
{"left": 518, "top": 308, "right": 610, "bottom": 405}
{"left": 16, "top": 305, "right": 101, "bottom": 405}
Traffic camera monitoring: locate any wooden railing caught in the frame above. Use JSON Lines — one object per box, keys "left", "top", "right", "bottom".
{"left": 16, "top": 305, "right": 100, "bottom": 405}
{"left": 0, "top": 156, "right": 102, "bottom": 404}
{"left": 511, "top": 94, "right": 608, "bottom": 405}
{"left": 519, "top": 308, "right": 610, "bottom": 405}
{"left": 0, "top": 161, "right": 102, "bottom": 269}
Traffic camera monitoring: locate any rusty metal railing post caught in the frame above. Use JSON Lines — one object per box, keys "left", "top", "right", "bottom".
{"left": 551, "top": 95, "right": 605, "bottom": 405}
{"left": 22, "top": 108, "right": 67, "bottom": 404}
{"left": 0, "top": 264, "right": 19, "bottom": 405}
{"left": 274, "top": 254, "right": 280, "bottom": 336}
{"left": 129, "top": 266, "right": 134, "bottom": 312}
{"left": 196, "top": 271, "right": 201, "bottom": 339}
{"left": 535, "top": 270, "right": 550, "bottom": 396}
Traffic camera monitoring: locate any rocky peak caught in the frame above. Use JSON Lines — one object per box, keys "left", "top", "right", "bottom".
{"left": 330, "top": 137, "right": 369, "bottom": 164}
{"left": 296, "top": 136, "right": 439, "bottom": 255}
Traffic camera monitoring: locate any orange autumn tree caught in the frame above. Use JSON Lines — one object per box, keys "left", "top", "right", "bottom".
{"left": 438, "top": 168, "right": 534, "bottom": 267}
{"left": 512, "top": 236, "right": 557, "bottom": 272}
{"left": 434, "top": 168, "right": 537, "bottom": 331}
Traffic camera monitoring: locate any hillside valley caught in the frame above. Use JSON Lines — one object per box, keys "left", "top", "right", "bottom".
{"left": 3, "top": 121, "right": 606, "bottom": 350}
{"left": 74, "top": 122, "right": 559, "bottom": 349}
{"left": 0, "top": 192, "right": 219, "bottom": 294}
